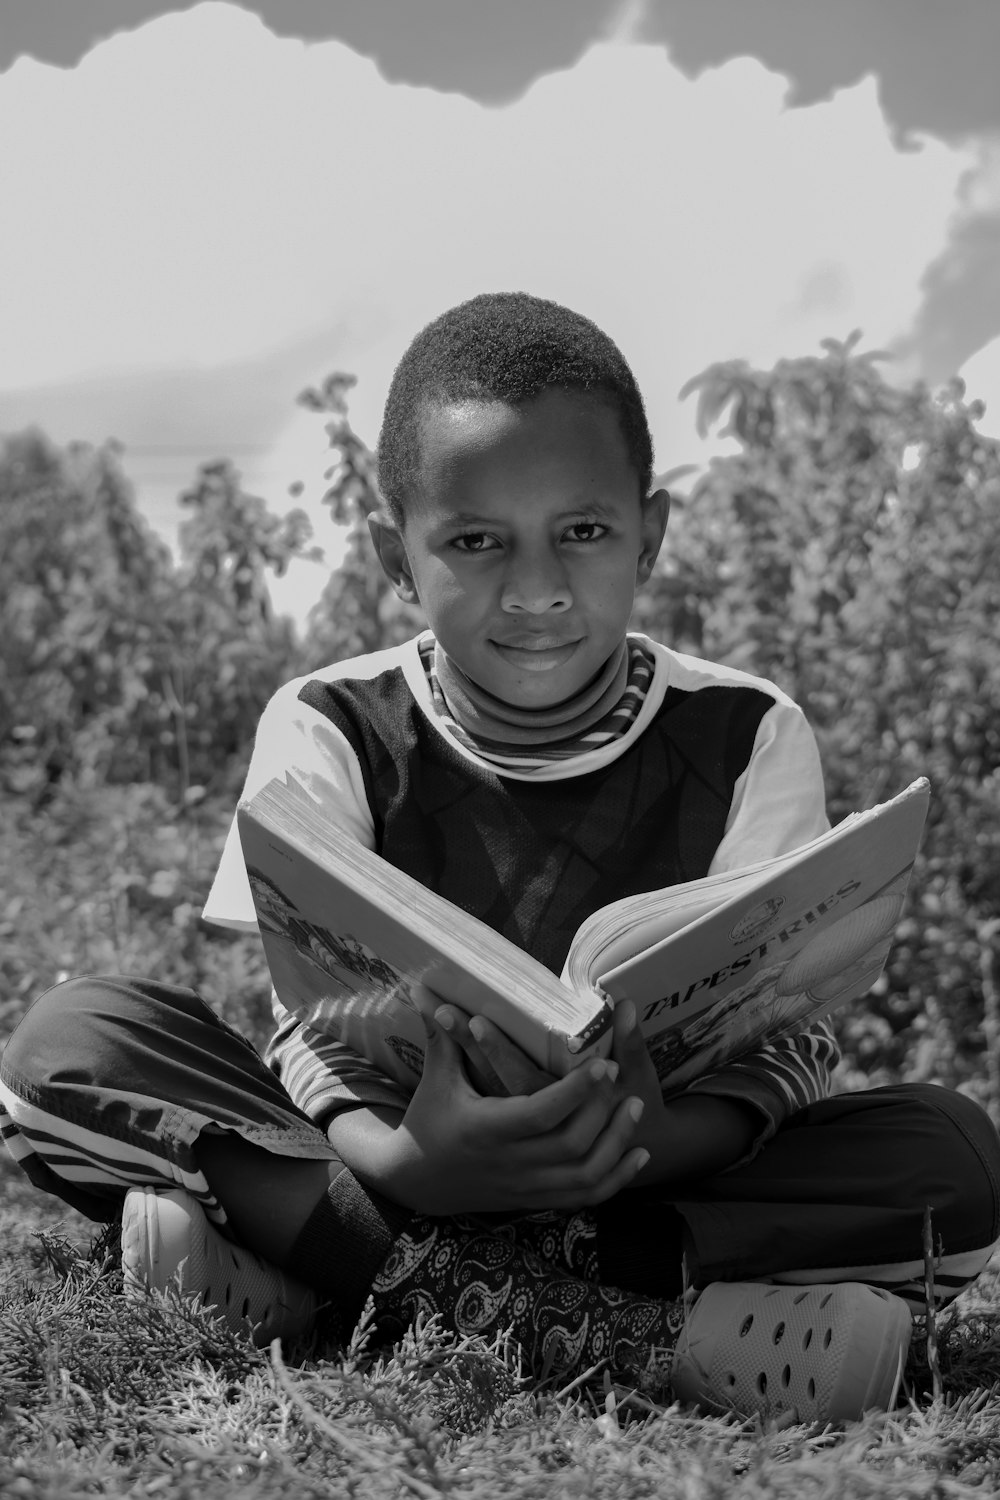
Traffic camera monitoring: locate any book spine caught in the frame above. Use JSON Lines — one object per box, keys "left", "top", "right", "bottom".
{"left": 563, "top": 1001, "right": 614, "bottom": 1059}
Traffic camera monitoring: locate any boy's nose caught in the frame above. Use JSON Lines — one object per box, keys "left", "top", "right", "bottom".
{"left": 500, "top": 559, "right": 572, "bottom": 613}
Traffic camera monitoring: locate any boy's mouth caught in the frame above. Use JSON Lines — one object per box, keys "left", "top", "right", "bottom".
{"left": 490, "top": 636, "right": 581, "bottom": 671}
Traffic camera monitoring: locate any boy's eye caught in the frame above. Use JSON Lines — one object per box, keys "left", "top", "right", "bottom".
{"left": 566, "top": 521, "right": 608, "bottom": 542}
{"left": 451, "top": 532, "right": 499, "bottom": 553}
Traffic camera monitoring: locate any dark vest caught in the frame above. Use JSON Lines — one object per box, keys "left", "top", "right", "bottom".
{"left": 299, "top": 669, "right": 772, "bottom": 974}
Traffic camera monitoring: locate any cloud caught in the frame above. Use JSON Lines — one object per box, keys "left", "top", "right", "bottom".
{"left": 895, "top": 138, "right": 1000, "bottom": 383}
{"left": 0, "top": 0, "right": 988, "bottom": 588}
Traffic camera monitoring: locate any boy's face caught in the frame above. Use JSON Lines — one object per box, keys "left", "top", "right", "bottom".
{"left": 371, "top": 390, "right": 669, "bottom": 710}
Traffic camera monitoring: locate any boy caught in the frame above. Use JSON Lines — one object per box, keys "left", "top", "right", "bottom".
{"left": 2, "top": 293, "right": 998, "bottom": 1424}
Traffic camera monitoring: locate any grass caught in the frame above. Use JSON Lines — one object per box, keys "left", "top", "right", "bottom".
{"left": 3, "top": 782, "right": 1000, "bottom": 1494}
{"left": 3, "top": 1150, "right": 1000, "bottom": 1499}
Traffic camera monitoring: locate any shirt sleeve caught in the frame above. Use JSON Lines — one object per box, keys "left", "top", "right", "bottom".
{"left": 707, "top": 694, "right": 831, "bottom": 874}
{"left": 684, "top": 1019, "right": 841, "bottom": 1159}
{"left": 203, "top": 646, "right": 432, "bottom": 1121}
{"left": 201, "top": 672, "right": 377, "bottom": 933}
{"left": 684, "top": 695, "right": 839, "bottom": 1154}
{"left": 264, "top": 991, "right": 412, "bottom": 1126}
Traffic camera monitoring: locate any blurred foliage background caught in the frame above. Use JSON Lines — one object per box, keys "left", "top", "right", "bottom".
{"left": 2, "top": 337, "right": 998, "bottom": 1116}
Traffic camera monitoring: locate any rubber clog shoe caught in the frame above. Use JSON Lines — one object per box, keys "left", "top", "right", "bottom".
{"left": 671, "top": 1280, "right": 911, "bottom": 1424}
{"left": 121, "top": 1185, "right": 317, "bottom": 1346}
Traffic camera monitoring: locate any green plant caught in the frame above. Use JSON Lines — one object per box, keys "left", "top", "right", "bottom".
{"left": 0, "top": 431, "right": 311, "bottom": 806}
{"left": 635, "top": 337, "right": 1000, "bottom": 1103}
{"left": 297, "top": 374, "right": 424, "bottom": 668}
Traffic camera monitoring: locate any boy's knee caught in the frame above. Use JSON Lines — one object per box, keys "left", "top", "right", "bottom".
{"left": 4, "top": 976, "right": 127, "bottom": 1090}
{"left": 902, "top": 1083, "right": 1000, "bottom": 1252}
{"left": 3, "top": 975, "right": 204, "bottom": 1093}
{"left": 13, "top": 974, "right": 113, "bottom": 1029}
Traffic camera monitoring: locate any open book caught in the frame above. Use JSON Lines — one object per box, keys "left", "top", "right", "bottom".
{"left": 237, "top": 776, "right": 930, "bottom": 1094}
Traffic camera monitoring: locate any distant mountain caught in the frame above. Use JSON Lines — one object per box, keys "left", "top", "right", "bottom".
{"left": 0, "top": 320, "right": 350, "bottom": 454}
{"left": 0, "top": 319, "right": 361, "bottom": 550}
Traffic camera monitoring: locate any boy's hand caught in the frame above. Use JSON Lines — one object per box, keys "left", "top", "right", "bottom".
{"left": 433, "top": 1005, "right": 556, "bottom": 1096}
{"left": 609, "top": 998, "right": 764, "bottom": 1183}
{"left": 385, "top": 1011, "right": 649, "bottom": 1214}
{"left": 606, "top": 999, "right": 671, "bottom": 1160}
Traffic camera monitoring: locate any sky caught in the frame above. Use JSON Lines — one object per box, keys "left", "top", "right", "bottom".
{"left": 3, "top": 0, "right": 1000, "bottom": 622}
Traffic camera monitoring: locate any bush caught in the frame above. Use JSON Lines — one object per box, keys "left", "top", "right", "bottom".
{"left": 634, "top": 336, "right": 1000, "bottom": 1102}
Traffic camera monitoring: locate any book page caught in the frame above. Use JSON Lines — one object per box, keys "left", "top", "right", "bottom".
{"left": 577, "top": 779, "right": 929, "bottom": 1089}
{"left": 644, "top": 873, "right": 908, "bottom": 1091}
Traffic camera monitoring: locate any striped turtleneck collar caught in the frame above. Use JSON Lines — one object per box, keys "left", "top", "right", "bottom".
{"left": 420, "top": 635, "right": 655, "bottom": 771}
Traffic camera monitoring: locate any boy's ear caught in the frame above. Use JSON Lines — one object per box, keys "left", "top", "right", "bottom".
{"left": 636, "top": 487, "right": 671, "bottom": 584}
{"left": 368, "top": 512, "right": 419, "bottom": 604}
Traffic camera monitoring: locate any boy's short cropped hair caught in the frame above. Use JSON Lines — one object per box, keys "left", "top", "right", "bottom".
{"left": 376, "top": 291, "right": 655, "bottom": 525}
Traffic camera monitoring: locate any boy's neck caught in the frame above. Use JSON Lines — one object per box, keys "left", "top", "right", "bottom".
{"left": 433, "top": 637, "right": 629, "bottom": 748}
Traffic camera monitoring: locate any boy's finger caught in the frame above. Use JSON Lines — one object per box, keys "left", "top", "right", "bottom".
{"left": 527, "top": 1141, "right": 650, "bottom": 1212}
{"left": 419, "top": 1012, "right": 481, "bottom": 1098}
{"left": 572, "top": 1144, "right": 651, "bottom": 1207}
{"left": 434, "top": 1007, "right": 507, "bottom": 1095}
{"left": 467, "top": 1014, "right": 552, "bottom": 1096}
{"left": 537, "top": 1095, "right": 647, "bottom": 1202}
{"left": 611, "top": 998, "right": 643, "bottom": 1059}
{"left": 543, "top": 1073, "right": 626, "bottom": 1158}
{"left": 577, "top": 1094, "right": 646, "bottom": 1184}
{"left": 511, "top": 1055, "right": 619, "bottom": 1136}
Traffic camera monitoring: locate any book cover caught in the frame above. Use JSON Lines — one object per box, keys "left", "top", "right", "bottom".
{"left": 238, "top": 780, "right": 611, "bottom": 1086}
{"left": 238, "top": 776, "right": 929, "bottom": 1092}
